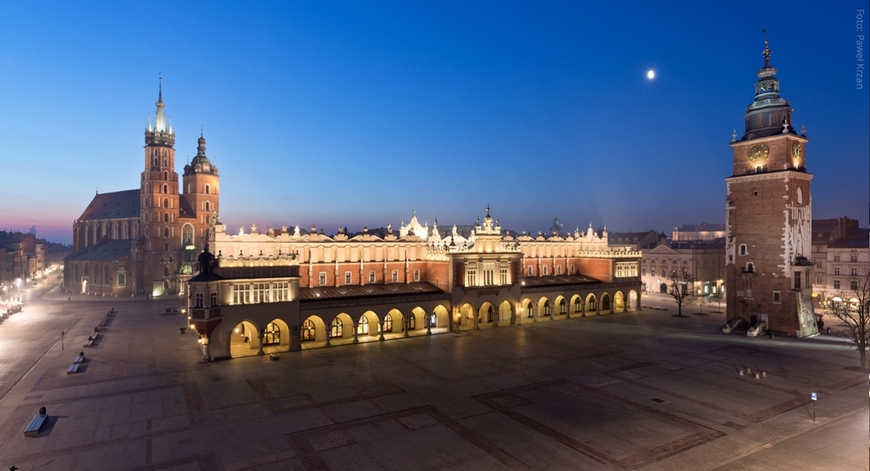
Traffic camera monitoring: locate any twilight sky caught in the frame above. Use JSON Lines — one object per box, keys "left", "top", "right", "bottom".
{"left": 0, "top": 1, "right": 867, "bottom": 244}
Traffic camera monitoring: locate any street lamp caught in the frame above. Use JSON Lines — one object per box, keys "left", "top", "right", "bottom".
{"left": 15, "top": 278, "right": 22, "bottom": 303}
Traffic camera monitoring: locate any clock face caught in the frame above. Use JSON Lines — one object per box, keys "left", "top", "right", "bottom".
{"left": 792, "top": 142, "right": 801, "bottom": 160}
{"left": 747, "top": 144, "right": 770, "bottom": 162}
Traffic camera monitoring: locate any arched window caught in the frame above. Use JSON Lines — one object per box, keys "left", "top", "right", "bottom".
{"left": 117, "top": 272, "right": 125, "bottom": 286}
{"left": 602, "top": 295, "right": 611, "bottom": 311}
{"left": 264, "top": 322, "right": 280, "bottom": 345}
{"left": 182, "top": 224, "right": 194, "bottom": 247}
{"left": 588, "top": 295, "right": 597, "bottom": 312}
{"left": 573, "top": 298, "right": 582, "bottom": 313}
{"left": 205, "top": 184, "right": 210, "bottom": 195}
{"left": 163, "top": 267, "right": 170, "bottom": 277}
{"left": 526, "top": 301, "right": 534, "bottom": 318}
{"left": 164, "top": 227, "right": 169, "bottom": 238}
{"left": 205, "top": 201, "right": 210, "bottom": 212}
{"left": 408, "top": 314, "right": 416, "bottom": 329}
{"left": 543, "top": 300, "right": 551, "bottom": 316}
{"left": 330, "top": 318, "right": 343, "bottom": 338}
{"left": 163, "top": 213, "right": 169, "bottom": 223}
{"left": 163, "top": 184, "right": 168, "bottom": 194}
{"left": 163, "top": 158, "right": 168, "bottom": 167}
{"left": 383, "top": 314, "right": 393, "bottom": 332}
{"left": 559, "top": 299, "right": 567, "bottom": 314}
{"left": 357, "top": 317, "right": 369, "bottom": 335}
{"left": 796, "top": 187, "right": 803, "bottom": 205}
{"left": 301, "top": 319, "right": 316, "bottom": 341}
{"left": 163, "top": 171, "right": 168, "bottom": 180}
{"left": 163, "top": 198, "right": 169, "bottom": 209}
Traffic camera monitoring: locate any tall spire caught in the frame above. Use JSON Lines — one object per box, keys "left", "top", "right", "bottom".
{"left": 740, "top": 32, "right": 793, "bottom": 141}
{"left": 154, "top": 76, "right": 167, "bottom": 133}
{"left": 145, "top": 76, "right": 175, "bottom": 147}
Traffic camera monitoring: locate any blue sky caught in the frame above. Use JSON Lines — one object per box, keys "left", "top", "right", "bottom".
{"left": 0, "top": 1, "right": 867, "bottom": 244}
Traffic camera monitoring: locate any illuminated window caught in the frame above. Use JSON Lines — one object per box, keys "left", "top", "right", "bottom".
{"left": 392, "top": 270, "right": 398, "bottom": 282}
{"left": 345, "top": 271, "right": 352, "bottom": 284}
{"left": 209, "top": 291, "right": 217, "bottom": 307}
{"left": 772, "top": 290, "right": 781, "bottom": 304}
{"left": 330, "top": 318, "right": 343, "bottom": 338}
{"left": 264, "top": 323, "right": 280, "bottom": 345}
{"left": 559, "top": 299, "right": 567, "bottom": 314}
{"left": 573, "top": 298, "right": 582, "bottom": 312}
{"left": 319, "top": 273, "right": 327, "bottom": 285}
{"left": 301, "top": 319, "right": 316, "bottom": 341}
{"left": 369, "top": 271, "right": 376, "bottom": 283}
{"left": 499, "top": 265, "right": 508, "bottom": 284}
{"left": 357, "top": 317, "right": 369, "bottom": 335}
{"left": 408, "top": 314, "right": 416, "bottom": 329}
{"left": 527, "top": 266, "right": 533, "bottom": 276}
{"left": 383, "top": 314, "right": 393, "bottom": 332}
{"left": 542, "top": 301, "right": 551, "bottom": 317}
{"left": 195, "top": 293, "right": 203, "bottom": 307}
{"left": 542, "top": 265, "right": 548, "bottom": 276}
{"left": 466, "top": 264, "right": 477, "bottom": 286}
{"left": 556, "top": 265, "right": 562, "bottom": 275}
{"left": 413, "top": 269, "right": 420, "bottom": 282}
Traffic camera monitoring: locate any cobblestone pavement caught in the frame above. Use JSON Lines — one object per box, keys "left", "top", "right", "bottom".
{"left": 0, "top": 286, "right": 866, "bottom": 470}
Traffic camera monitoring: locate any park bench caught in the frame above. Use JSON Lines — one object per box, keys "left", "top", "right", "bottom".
{"left": 269, "top": 353, "right": 279, "bottom": 361}
{"left": 74, "top": 352, "right": 85, "bottom": 364}
{"left": 24, "top": 407, "right": 47, "bottom": 437}
{"left": 67, "top": 363, "right": 80, "bottom": 375}
{"left": 84, "top": 339, "right": 94, "bottom": 348}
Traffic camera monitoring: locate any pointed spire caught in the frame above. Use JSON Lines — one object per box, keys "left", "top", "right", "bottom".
{"left": 761, "top": 30, "right": 771, "bottom": 67}
{"left": 158, "top": 75, "right": 163, "bottom": 104}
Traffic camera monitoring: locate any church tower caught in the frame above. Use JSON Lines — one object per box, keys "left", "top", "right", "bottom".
{"left": 181, "top": 132, "right": 220, "bottom": 274}
{"left": 141, "top": 79, "right": 181, "bottom": 296}
{"left": 725, "top": 38, "right": 816, "bottom": 337}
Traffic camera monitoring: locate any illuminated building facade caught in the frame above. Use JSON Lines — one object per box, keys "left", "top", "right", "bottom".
{"left": 64, "top": 82, "right": 219, "bottom": 296}
{"left": 188, "top": 209, "right": 642, "bottom": 361}
{"left": 724, "top": 38, "right": 817, "bottom": 337}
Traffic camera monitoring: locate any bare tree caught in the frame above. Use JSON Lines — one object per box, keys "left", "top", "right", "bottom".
{"left": 667, "top": 272, "right": 694, "bottom": 317}
{"left": 826, "top": 268, "right": 870, "bottom": 371}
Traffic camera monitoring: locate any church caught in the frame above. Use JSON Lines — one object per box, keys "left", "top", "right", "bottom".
{"left": 63, "top": 80, "right": 219, "bottom": 297}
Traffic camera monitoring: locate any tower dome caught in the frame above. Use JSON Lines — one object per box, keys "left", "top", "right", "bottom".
{"left": 741, "top": 37, "right": 795, "bottom": 141}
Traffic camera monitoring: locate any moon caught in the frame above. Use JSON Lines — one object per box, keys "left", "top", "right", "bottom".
{"left": 646, "top": 70, "right": 655, "bottom": 80}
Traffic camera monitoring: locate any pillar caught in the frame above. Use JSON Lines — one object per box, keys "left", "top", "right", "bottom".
{"left": 379, "top": 319, "right": 385, "bottom": 341}
{"left": 426, "top": 312, "right": 432, "bottom": 335}
{"left": 473, "top": 309, "right": 479, "bottom": 330}
{"left": 257, "top": 331, "right": 264, "bottom": 355}
{"left": 404, "top": 316, "right": 410, "bottom": 337}
{"left": 353, "top": 323, "right": 359, "bottom": 344}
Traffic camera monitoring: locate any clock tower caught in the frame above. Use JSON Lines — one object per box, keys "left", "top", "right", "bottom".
{"left": 725, "top": 37, "right": 817, "bottom": 337}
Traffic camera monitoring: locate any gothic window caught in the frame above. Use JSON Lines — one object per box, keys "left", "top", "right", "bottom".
{"left": 357, "top": 317, "right": 369, "bottom": 335}
{"left": 796, "top": 187, "right": 803, "bottom": 205}
{"left": 163, "top": 171, "right": 168, "bottom": 180}
{"left": 330, "top": 318, "right": 343, "bottom": 338}
{"left": 163, "top": 227, "right": 169, "bottom": 238}
{"left": 559, "top": 299, "right": 567, "bottom": 314}
{"left": 205, "top": 184, "right": 211, "bottom": 195}
{"left": 182, "top": 224, "right": 194, "bottom": 246}
{"left": 587, "top": 295, "right": 597, "bottom": 312}
{"left": 163, "top": 158, "right": 168, "bottom": 166}
{"left": 301, "top": 319, "right": 316, "bottom": 341}
{"left": 205, "top": 201, "right": 210, "bottom": 212}
{"left": 117, "top": 272, "right": 126, "bottom": 286}
{"left": 542, "top": 300, "right": 551, "bottom": 316}
{"left": 163, "top": 198, "right": 169, "bottom": 208}
{"left": 739, "top": 244, "right": 747, "bottom": 255}
{"left": 163, "top": 184, "right": 168, "bottom": 194}
{"left": 573, "top": 298, "right": 582, "bottom": 312}
{"left": 408, "top": 314, "right": 416, "bottom": 329}
{"left": 264, "top": 323, "right": 280, "bottom": 345}
{"left": 383, "top": 314, "right": 393, "bottom": 332}
{"left": 602, "top": 295, "right": 611, "bottom": 311}
{"left": 526, "top": 301, "right": 534, "bottom": 318}
{"left": 163, "top": 213, "right": 169, "bottom": 223}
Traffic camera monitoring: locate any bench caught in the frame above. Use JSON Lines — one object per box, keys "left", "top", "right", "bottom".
{"left": 269, "top": 353, "right": 279, "bottom": 361}
{"left": 67, "top": 363, "right": 80, "bottom": 375}
{"left": 24, "top": 407, "right": 47, "bottom": 437}
{"left": 84, "top": 338, "right": 94, "bottom": 348}
{"left": 74, "top": 352, "right": 85, "bottom": 364}
{"left": 88, "top": 332, "right": 98, "bottom": 341}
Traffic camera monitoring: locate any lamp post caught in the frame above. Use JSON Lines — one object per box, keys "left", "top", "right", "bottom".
{"left": 15, "top": 278, "right": 22, "bottom": 303}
